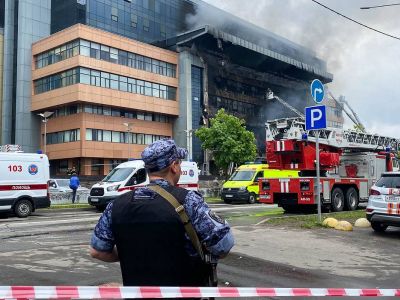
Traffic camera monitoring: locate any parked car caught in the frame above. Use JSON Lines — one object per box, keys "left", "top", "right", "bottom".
{"left": 48, "top": 179, "right": 89, "bottom": 193}
{"left": 366, "top": 172, "right": 400, "bottom": 232}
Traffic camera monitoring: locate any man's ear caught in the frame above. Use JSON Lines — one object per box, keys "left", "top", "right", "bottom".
{"left": 170, "top": 161, "right": 179, "bottom": 174}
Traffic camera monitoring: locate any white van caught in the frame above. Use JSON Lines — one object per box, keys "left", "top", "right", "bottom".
{"left": 0, "top": 152, "right": 50, "bottom": 217}
{"left": 88, "top": 160, "right": 199, "bottom": 209}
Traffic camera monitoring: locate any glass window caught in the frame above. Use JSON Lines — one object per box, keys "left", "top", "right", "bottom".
{"left": 101, "top": 72, "right": 110, "bottom": 88}
{"left": 91, "top": 70, "right": 101, "bottom": 87}
{"left": 145, "top": 134, "right": 152, "bottom": 144}
{"left": 136, "top": 55, "right": 144, "bottom": 70}
{"left": 131, "top": 14, "right": 138, "bottom": 28}
{"left": 137, "top": 80, "right": 145, "bottom": 94}
{"left": 145, "top": 82, "right": 152, "bottom": 96}
{"left": 103, "top": 106, "right": 112, "bottom": 116}
{"left": 128, "top": 53, "right": 136, "bottom": 68}
{"left": 112, "top": 131, "right": 120, "bottom": 143}
{"left": 167, "top": 87, "right": 176, "bottom": 100}
{"left": 110, "top": 48, "right": 118, "bottom": 63}
{"left": 143, "top": 18, "right": 150, "bottom": 31}
{"left": 103, "top": 130, "right": 112, "bottom": 142}
{"left": 118, "top": 50, "right": 128, "bottom": 66}
{"left": 120, "top": 76, "right": 128, "bottom": 92}
{"left": 137, "top": 133, "right": 144, "bottom": 144}
{"left": 111, "top": 7, "right": 118, "bottom": 22}
{"left": 137, "top": 112, "right": 144, "bottom": 120}
{"left": 128, "top": 78, "right": 136, "bottom": 93}
{"left": 110, "top": 74, "right": 119, "bottom": 90}
{"left": 100, "top": 45, "right": 110, "bottom": 61}
{"left": 84, "top": 104, "right": 92, "bottom": 113}
{"left": 145, "top": 113, "right": 152, "bottom": 121}
{"left": 159, "top": 85, "right": 167, "bottom": 99}
{"left": 86, "top": 129, "right": 93, "bottom": 141}
{"left": 64, "top": 131, "right": 71, "bottom": 143}
{"left": 112, "top": 108, "right": 120, "bottom": 117}
{"left": 152, "top": 83, "right": 160, "bottom": 98}
{"left": 80, "top": 68, "right": 91, "bottom": 85}
{"left": 144, "top": 57, "right": 152, "bottom": 72}
{"left": 90, "top": 42, "right": 100, "bottom": 59}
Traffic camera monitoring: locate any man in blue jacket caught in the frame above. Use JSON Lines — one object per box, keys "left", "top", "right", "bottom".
{"left": 69, "top": 172, "right": 80, "bottom": 204}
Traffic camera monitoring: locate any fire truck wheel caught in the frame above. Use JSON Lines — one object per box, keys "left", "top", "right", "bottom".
{"left": 248, "top": 193, "right": 257, "bottom": 204}
{"left": 345, "top": 187, "right": 359, "bottom": 211}
{"left": 14, "top": 199, "right": 33, "bottom": 218}
{"left": 331, "top": 187, "right": 344, "bottom": 212}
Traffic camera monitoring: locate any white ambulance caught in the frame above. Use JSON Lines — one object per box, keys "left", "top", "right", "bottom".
{"left": 0, "top": 152, "right": 50, "bottom": 217}
{"left": 88, "top": 160, "right": 199, "bottom": 210}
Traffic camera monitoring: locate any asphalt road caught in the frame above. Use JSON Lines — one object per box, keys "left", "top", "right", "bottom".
{"left": 0, "top": 204, "right": 399, "bottom": 299}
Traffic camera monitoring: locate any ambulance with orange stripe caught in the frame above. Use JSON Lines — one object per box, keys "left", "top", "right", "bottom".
{"left": 88, "top": 160, "right": 199, "bottom": 210}
{"left": 0, "top": 152, "right": 50, "bottom": 217}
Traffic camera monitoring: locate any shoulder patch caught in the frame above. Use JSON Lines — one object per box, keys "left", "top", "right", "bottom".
{"left": 208, "top": 211, "right": 225, "bottom": 224}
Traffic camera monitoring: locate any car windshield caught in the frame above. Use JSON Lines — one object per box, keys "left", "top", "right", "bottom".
{"left": 229, "top": 170, "right": 256, "bottom": 181}
{"left": 103, "top": 167, "right": 135, "bottom": 182}
{"left": 375, "top": 175, "right": 400, "bottom": 188}
{"left": 56, "top": 179, "right": 70, "bottom": 187}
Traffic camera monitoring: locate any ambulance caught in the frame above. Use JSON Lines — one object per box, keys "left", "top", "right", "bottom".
{"left": 221, "top": 162, "right": 299, "bottom": 204}
{"left": 0, "top": 152, "right": 50, "bottom": 217}
{"left": 88, "top": 160, "right": 199, "bottom": 210}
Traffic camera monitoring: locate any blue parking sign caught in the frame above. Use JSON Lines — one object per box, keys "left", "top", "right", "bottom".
{"left": 305, "top": 105, "right": 326, "bottom": 130}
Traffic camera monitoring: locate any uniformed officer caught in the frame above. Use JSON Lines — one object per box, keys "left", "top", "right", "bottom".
{"left": 89, "top": 139, "right": 234, "bottom": 287}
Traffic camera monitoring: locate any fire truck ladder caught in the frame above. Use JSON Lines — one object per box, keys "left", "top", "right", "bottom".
{"left": 265, "top": 117, "right": 400, "bottom": 152}
{"left": 265, "top": 89, "right": 305, "bottom": 118}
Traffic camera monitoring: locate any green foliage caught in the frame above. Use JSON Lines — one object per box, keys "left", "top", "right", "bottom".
{"left": 195, "top": 109, "right": 257, "bottom": 173}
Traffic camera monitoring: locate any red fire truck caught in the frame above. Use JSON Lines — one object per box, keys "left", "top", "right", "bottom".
{"left": 258, "top": 118, "right": 400, "bottom": 212}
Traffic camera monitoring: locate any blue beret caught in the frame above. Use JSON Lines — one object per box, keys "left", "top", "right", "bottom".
{"left": 141, "top": 139, "right": 187, "bottom": 172}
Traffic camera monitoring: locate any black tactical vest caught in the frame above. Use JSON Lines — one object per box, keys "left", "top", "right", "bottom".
{"left": 111, "top": 185, "right": 208, "bottom": 287}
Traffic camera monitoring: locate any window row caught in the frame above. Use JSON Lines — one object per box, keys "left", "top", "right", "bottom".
{"left": 46, "top": 129, "right": 80, "bottom": 145}
{"left": 34, "top": 67, "right": 177, "bottom": 101}
{"left": 35, "top": 39, "right": 177, "bottom": 78}
{"left": 83, "top": 104, "right": 171, "bottom": 123}
{"left": 52, "top": 104, "right": 171, "bottom": 123}
{"left": 86, "top": 129, "right": 169, "bottom": 144}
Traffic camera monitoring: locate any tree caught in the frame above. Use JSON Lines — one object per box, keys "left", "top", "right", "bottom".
{"left": 195, "top": 109, "right": 257, "bottom": 175}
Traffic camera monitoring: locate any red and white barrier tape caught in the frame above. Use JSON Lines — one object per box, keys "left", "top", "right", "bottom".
{"left": 1, "top": 287, "right": 400, "bottom": 298}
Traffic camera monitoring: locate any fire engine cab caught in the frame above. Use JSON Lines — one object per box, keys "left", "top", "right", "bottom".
{"left": 259, "top": 118, "right": 400, "bottom": 212}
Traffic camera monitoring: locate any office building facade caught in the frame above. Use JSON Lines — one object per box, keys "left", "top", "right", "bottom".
{"left": 32, "top": 24, "right": 178, "bottom": 175}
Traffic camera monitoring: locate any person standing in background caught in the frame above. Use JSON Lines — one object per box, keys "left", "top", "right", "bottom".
{"left": 69, "top": 172, "right": 80, "bottom": 204}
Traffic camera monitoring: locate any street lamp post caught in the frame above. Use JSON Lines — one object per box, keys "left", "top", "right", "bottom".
{"left": 123, "top": 122, "right": 134, "bottom": 160}
{"left": 37, "top": 111, "right": 54, "bottom": 154}
{"left": 184, "top": 129, "right": 195, "bottom": 161}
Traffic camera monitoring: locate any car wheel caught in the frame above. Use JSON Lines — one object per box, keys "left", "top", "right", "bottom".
{"left": 223, "top": 198, "right": 232, "bottom": 204}
{"left": 371, "top": 222, "right": 388, "bottom": 232}
{"left": 331, "top": 187, "right": 344, "bottom": 212}
{"left": 14, "top": 199, "right": 33, "bottom": 218}
{"left": 248, "top": 193, "right": 256, "bottom": 204}
{"left": 345, "top": 187, "right": 359, "bottom": 211}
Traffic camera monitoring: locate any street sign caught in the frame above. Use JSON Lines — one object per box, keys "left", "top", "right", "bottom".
{"left": 310, "top": 79, "right": 324, "bottom": 103}
{"left": 305, "top": 105, "right": 326, "bottom": 130}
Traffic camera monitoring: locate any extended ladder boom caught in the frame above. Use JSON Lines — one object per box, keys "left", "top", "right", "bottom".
{"left": 266, "top": 117, "right": 400, "bottom": 152}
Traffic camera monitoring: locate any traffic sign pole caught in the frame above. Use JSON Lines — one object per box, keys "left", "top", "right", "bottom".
{"left": 316, "top": 131, "right": 322, "bottom": 222}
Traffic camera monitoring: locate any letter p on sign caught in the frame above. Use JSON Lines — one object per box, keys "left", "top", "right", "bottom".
{"left": 305, "top": 105, "right": 326, "bottom": 130}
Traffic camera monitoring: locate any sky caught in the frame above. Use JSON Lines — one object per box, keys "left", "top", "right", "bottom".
{"left": 201, "top": 0, "right": 400, "bottom": 137}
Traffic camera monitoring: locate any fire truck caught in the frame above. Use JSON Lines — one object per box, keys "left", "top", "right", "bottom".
{"left": 258, "top": 117, "right": 400, "bottom": 212}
